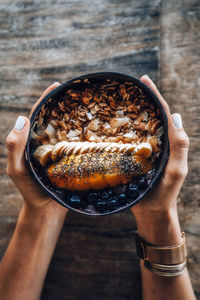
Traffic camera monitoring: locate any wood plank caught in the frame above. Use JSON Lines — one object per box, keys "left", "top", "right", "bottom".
{"left": 160, "top": 1, "right": 200, "bottom": 297}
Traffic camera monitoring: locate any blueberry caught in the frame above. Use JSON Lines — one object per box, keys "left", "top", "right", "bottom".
{"left": 101, "top": 191, "right": 111, "bottom": 200}
{"left": 128, "top": 184, "right": 139, "bottom": 199}
{"left": 107, "top": 189, "right": 113, "bottom": 196}
{"left": 79, "top": 194, "right": 88, "bottom": 209}
{"left": 113, "top": 185, "right": 126, "bottom": 195}
{"left": 108, "top": 196, "right": 120, "bottom": 210}
{"left": 117, "top": 193, "right": 127, "bottom": 204}
{"left": 69, "top": 194, "right": 81, "bottom": 208}
{"left": 95, "top": 200, "right": 107, "bottom": 212}
{"left": 138, "top": 177, "right": 148, "bottom": 190}
{"left": 87, "top": 192, "right": 98, "bottom": 204}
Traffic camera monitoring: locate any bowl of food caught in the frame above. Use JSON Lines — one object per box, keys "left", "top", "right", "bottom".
{"left": 26, "top": 72, "right": 169, "bottom": 215}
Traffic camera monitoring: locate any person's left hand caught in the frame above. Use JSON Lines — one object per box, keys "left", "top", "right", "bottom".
{"left": 6, "top": 82, "right": 68, "bottom": 216}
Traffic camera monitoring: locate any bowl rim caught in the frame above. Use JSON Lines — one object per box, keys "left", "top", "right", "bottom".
{"left": 25, "top": 72, "right": 169, "bottom": 216}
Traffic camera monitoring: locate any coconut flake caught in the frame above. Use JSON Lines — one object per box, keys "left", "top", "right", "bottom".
{"left": 57, "top": 130, "right": 68, "bottom": 142}
{"left": 44, "top": 124, "right": 56, "bottom": 138}
{"left": 90, "top": 106, "right": 96, "bottom": 115}
{"left": 86, "top": 111, "right": 93, "bottom": 121}
{"left": 142, "top": 110, "right": 148, "bottom": 122}
{"left": 110, "top": 117, "right": 130, "bottom": 128}
{"left": 88, "top": 119, "right": 100, "bottom": 131}
{"left": 101, "top": 122, "right": 112, "bottom": 135}
{"left": 68, "top": 136, "right": 81, "bottom": 141}
{"left": 86, "top": 129, "right": 98, "bottom": 141}
{"left": 123, "top": 131, "right": 137, "bottom": 139}
{"left": 89, "top": 136, "right": 96, "bottom": 142}
{"left": 49, "top": 137, "right": 59, "bottom": 145}
{"left": 50, "top": 120, "right": 59, "bottom": 129}
{"left": 67, "top": 129, "right": 81, "bottom": 138}
{"left": 115, "top": 110, "right": 124, "bottom": 118}
{"left": 155, "top": 126, "right": 164, "bottom": 138}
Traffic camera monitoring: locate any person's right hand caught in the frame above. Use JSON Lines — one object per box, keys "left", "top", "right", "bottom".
{"left": 131, "top": 75, "right": 189, "bottom": 243}
{"left": 6, "top": 82, "right": 68, "bottom": 216}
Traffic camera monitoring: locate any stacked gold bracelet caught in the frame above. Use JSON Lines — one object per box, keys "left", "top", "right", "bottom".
{"left": 135, "top": 232, "right": 187, "bottom": 277}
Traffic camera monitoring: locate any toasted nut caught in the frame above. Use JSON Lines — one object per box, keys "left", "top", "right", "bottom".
{"left": 110, "top": 101, "right": 117, "bottom": 109}
{"left": 99, "top": 103, "right": 108, "bottom": 107}
{"left": 88, "top": 102, "right": 95, "bottom": 108}
{"left": 64, "top": 113, "right": 70, "bottom": 122}
{"left": 146, "top": 120, "right": 160, "bottom": 134}
{"left": 78, "top": 117, "right": 87, "bottom": 122}
{"left": 149, "top": 136, "right": 160, "bottom": 152}
{"left": 83, "top": 97, "right": 90, "bottom": 105}
{"left": 78, "top": 110, "right": 86, "bottom": 117}
{"left": 58, "top": 101, "right": 66, "bottom": 112}
{"left": 52, "top": 110, "right": 58, "bottom": 117}
{"left": 133, "top": 123, "right": 146, "bottom": 131}
{"left": 95, "top": 104, "right": 100, "bottom": 112}
{"left": 127, "top": 105, "right": 135, "bottom": 112}
{"left": 58, "top": 120, "right": 69, "bottom": 131}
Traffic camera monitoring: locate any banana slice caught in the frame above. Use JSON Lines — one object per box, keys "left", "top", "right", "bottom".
{"left": 33, "top": 145, "right": 54, "bottom": 167}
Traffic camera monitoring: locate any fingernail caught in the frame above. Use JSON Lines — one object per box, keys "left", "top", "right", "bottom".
{"left": 14, "top": 116, "right": 26, "bottom": 130}
{"left": 53, "top": 81, "right": 60, "bottom": 86}
{"left": 142, "top": 74, "right": 150, "bottom": 80}
{"left": 172, "top": 113, "right": 183, "bottom": 128}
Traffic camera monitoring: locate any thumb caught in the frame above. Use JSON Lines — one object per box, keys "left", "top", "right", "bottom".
{"left": 166, "top": 113, "right": 189, "bottom": 181}
{"left": 6, "top": 116, "right": 30, "bottom": 178}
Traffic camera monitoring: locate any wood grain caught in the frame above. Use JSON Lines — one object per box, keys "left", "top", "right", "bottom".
{"left": 0, "top": 0, "right": 199, "bottom": 299}
{"left": 160, "top": 2, "right": 200, "bottom": 297}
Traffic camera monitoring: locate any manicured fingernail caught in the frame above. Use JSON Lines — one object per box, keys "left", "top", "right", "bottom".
{"left": 142, "top": 74, "right": 150, "bottom": 80}
{"left": 14, "top": 116, "right": 26, "bottom": 130}
{"left": 172, "top": 113, "right": 183, "bottom": 128}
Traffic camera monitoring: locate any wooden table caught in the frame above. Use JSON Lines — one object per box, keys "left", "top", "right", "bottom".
{"left": 0, "top": 1, "right": 199, "bottom": 299}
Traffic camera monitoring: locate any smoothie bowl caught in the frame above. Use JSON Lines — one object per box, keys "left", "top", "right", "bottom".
{"left": 26, "top": 72, "right": 169, "bottom": 215}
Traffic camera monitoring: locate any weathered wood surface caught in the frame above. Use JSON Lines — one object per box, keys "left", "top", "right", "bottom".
{"left": 160, "top": 1, "right": 200, "bottom": 297}
{"left": 0, "top": 0, "right": 199, "bottom": 299}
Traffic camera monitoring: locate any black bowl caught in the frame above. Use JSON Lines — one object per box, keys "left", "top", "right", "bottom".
{"left": 25, "top": 72, "right": 169, "bottom": 216}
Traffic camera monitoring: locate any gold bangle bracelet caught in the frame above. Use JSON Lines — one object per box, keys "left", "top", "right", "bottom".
{"left": 135, "top": 231, "right": 187, "bottom": 277}
{"left": 144, "top": 260, "right": 187, "bottom": 277}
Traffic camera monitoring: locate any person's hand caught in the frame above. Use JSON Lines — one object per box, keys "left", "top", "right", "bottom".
{"left": 6, "top": 82, "right": 68, "bottom": 216}
{"left": 131, "top": 75, "right": 189, "bottom": 242}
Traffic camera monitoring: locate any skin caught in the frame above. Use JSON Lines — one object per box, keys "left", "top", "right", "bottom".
{"left": 0, "top": 82, "right": 68, "bottom": 300}
{"left": 131, "top": 75, "right": 195, "bottom": 300}
{"left": 0, "top": 77, "right": 196, "bottom": 300}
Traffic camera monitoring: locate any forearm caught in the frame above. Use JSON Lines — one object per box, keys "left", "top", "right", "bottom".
{"left": 0, "top": 203, "right": 66, "bottom": 300}
{"left": 135, "top": 208, "right": 196, "bottom": 300}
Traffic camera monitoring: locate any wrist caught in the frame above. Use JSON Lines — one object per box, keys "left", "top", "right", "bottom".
{"left": 23, "top": 199, "right": 67, "bottom": 220}
{"left": 134, "top": 208, "right": 182, "bottom": 245}
{"left": 17, "top": 202, "right": 67, "bottom": 235}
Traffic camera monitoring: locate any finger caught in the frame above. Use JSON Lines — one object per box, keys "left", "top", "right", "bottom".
{"left": 165, "top": 113, "right": 189, "bottom": 181}
{"left": 140, "top": 76, "right": 189, "bottom": 183}
{"left": 29, "top": 81, "right": 61, "bottom": 118}
{"left": 140, "top": 75, "right": 171, "bottom": 118}
{"left": 6, "top": 116, "right": 30, "bottom": 178}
